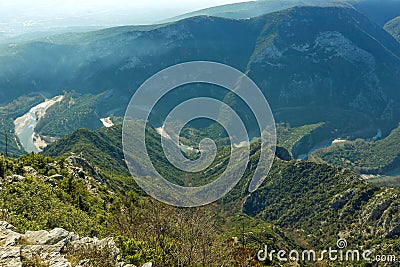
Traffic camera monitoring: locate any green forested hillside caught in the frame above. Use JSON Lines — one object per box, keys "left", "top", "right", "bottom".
{"left": 243, "top": 160, "right": 400, "bottom": 261}
{"left": 43, "top": 122, "right": 333, "bottom": 190}
{"left": 3, "top": 145, "right": 400, "bottom": 265}
{"left": 0, "top": 153, "right": 122, "bottom": 237}
{"left": 35, "top": 92, "right": 103, "bottom": 138}
{"left": 276, "top": 122, "right": 325, "bottom": 154}
{"left": 41, "top": 123, "right": 400, "bottom": 253}
{"left": 43, "top": 126, "right": 125, "bottom": 173}
{"left": 311, "top": 124, "right": 400, "bottom": 174}
{"left": 43, "top": 124, "right": 233, "bottom": 189}
{"left": 0, "top": 153, "right": 303, "bottom": 266}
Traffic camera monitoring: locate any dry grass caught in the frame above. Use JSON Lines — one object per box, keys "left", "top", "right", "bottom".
{"left": 21, "top": 255, "right": 49, "bottom": 267}
{"left": 64, "top": 242, "right": 117, "bottom": 267}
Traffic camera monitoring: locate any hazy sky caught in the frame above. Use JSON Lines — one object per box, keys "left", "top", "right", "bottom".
{"left": 1, "top": 0, "right": 251, "bottom": 17}
{"left": 0, "top": 0, "right": 252, "bottom": 35}
{"left": 1, "top": 0, "right": 249, "bottom": 6}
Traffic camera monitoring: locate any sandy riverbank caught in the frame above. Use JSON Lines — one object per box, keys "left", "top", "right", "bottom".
{"left": 14, "top": 95, "right": 64, "bottom": 153}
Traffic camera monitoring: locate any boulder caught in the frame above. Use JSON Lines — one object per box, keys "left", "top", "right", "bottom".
{"left": 50, "top": 174, "right": 64, "bottom": 181}
{"left": 0, "top": 221, "right": 21, "bottom": 247}
{"left": 0, "top": 246, "right": 21, "bottom": 267}
{"left": 0, "top": 222, "right": 132, "bottom": 266}
{"left": 0, "top": 229, "right": 21, "bottom": 247}
{"left": 23, "top": 228, "right": 73, "bottom": 246}
{"left": 23, "top": 166, "right": 38, "bottom": 177}
{"left": 12, "top": 175, "right": 24, "bottom": 183}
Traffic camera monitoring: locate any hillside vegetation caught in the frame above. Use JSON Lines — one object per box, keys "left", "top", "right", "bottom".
{"left": 35, "top": 91, "right": 103, "bottom": 138}
{"left": 41, "top": 124, "right": 400, "bottom": 250}
{"left": 311, "top": 124, "right": 400, "bottom": 174}
{"left": 0, "top": 153, "right": 303, "bottom": 266}
{"left": 277, "top": 122, "right": 325, "bottom": 154}
{"left": 2, "top": 147, "right": 400, "bottom": 265}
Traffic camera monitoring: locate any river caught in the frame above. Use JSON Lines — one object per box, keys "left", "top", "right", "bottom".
{"left": 14, "top": 95, "right": 63, "bottom": 153}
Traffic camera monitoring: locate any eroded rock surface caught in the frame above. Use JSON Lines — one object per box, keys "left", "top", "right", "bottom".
{"left": 0, "top": 221, "right": 150, "bottom": 267}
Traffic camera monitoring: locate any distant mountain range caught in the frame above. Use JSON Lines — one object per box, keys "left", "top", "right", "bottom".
{"left": 2, "top": 0, "right": 399, "bottom": 45}
{"left": 1, "top": 6, "right": 400, "bottom": 135}
{"left": 1, "top": 4, "right": 400, "bottom": 161}
{"left": 167, "top": 0, "right": 400, "bottom": 26}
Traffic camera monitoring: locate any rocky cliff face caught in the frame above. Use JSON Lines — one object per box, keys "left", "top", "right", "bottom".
{"left": 243, "top": 160, "right": 400, "bottom": 253}
{"left": 247, "top": 7, "right": 400, "bottom": 122}
{"left": 384, "top": 16, "right": 400, "bottom": 43}
{"left": 0, "top": 221, "right": 150, "bottom": 267}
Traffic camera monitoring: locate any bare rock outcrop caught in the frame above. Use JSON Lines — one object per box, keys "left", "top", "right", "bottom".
{"left": 0, "top": 221, "right": 150, "bottom": 267}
